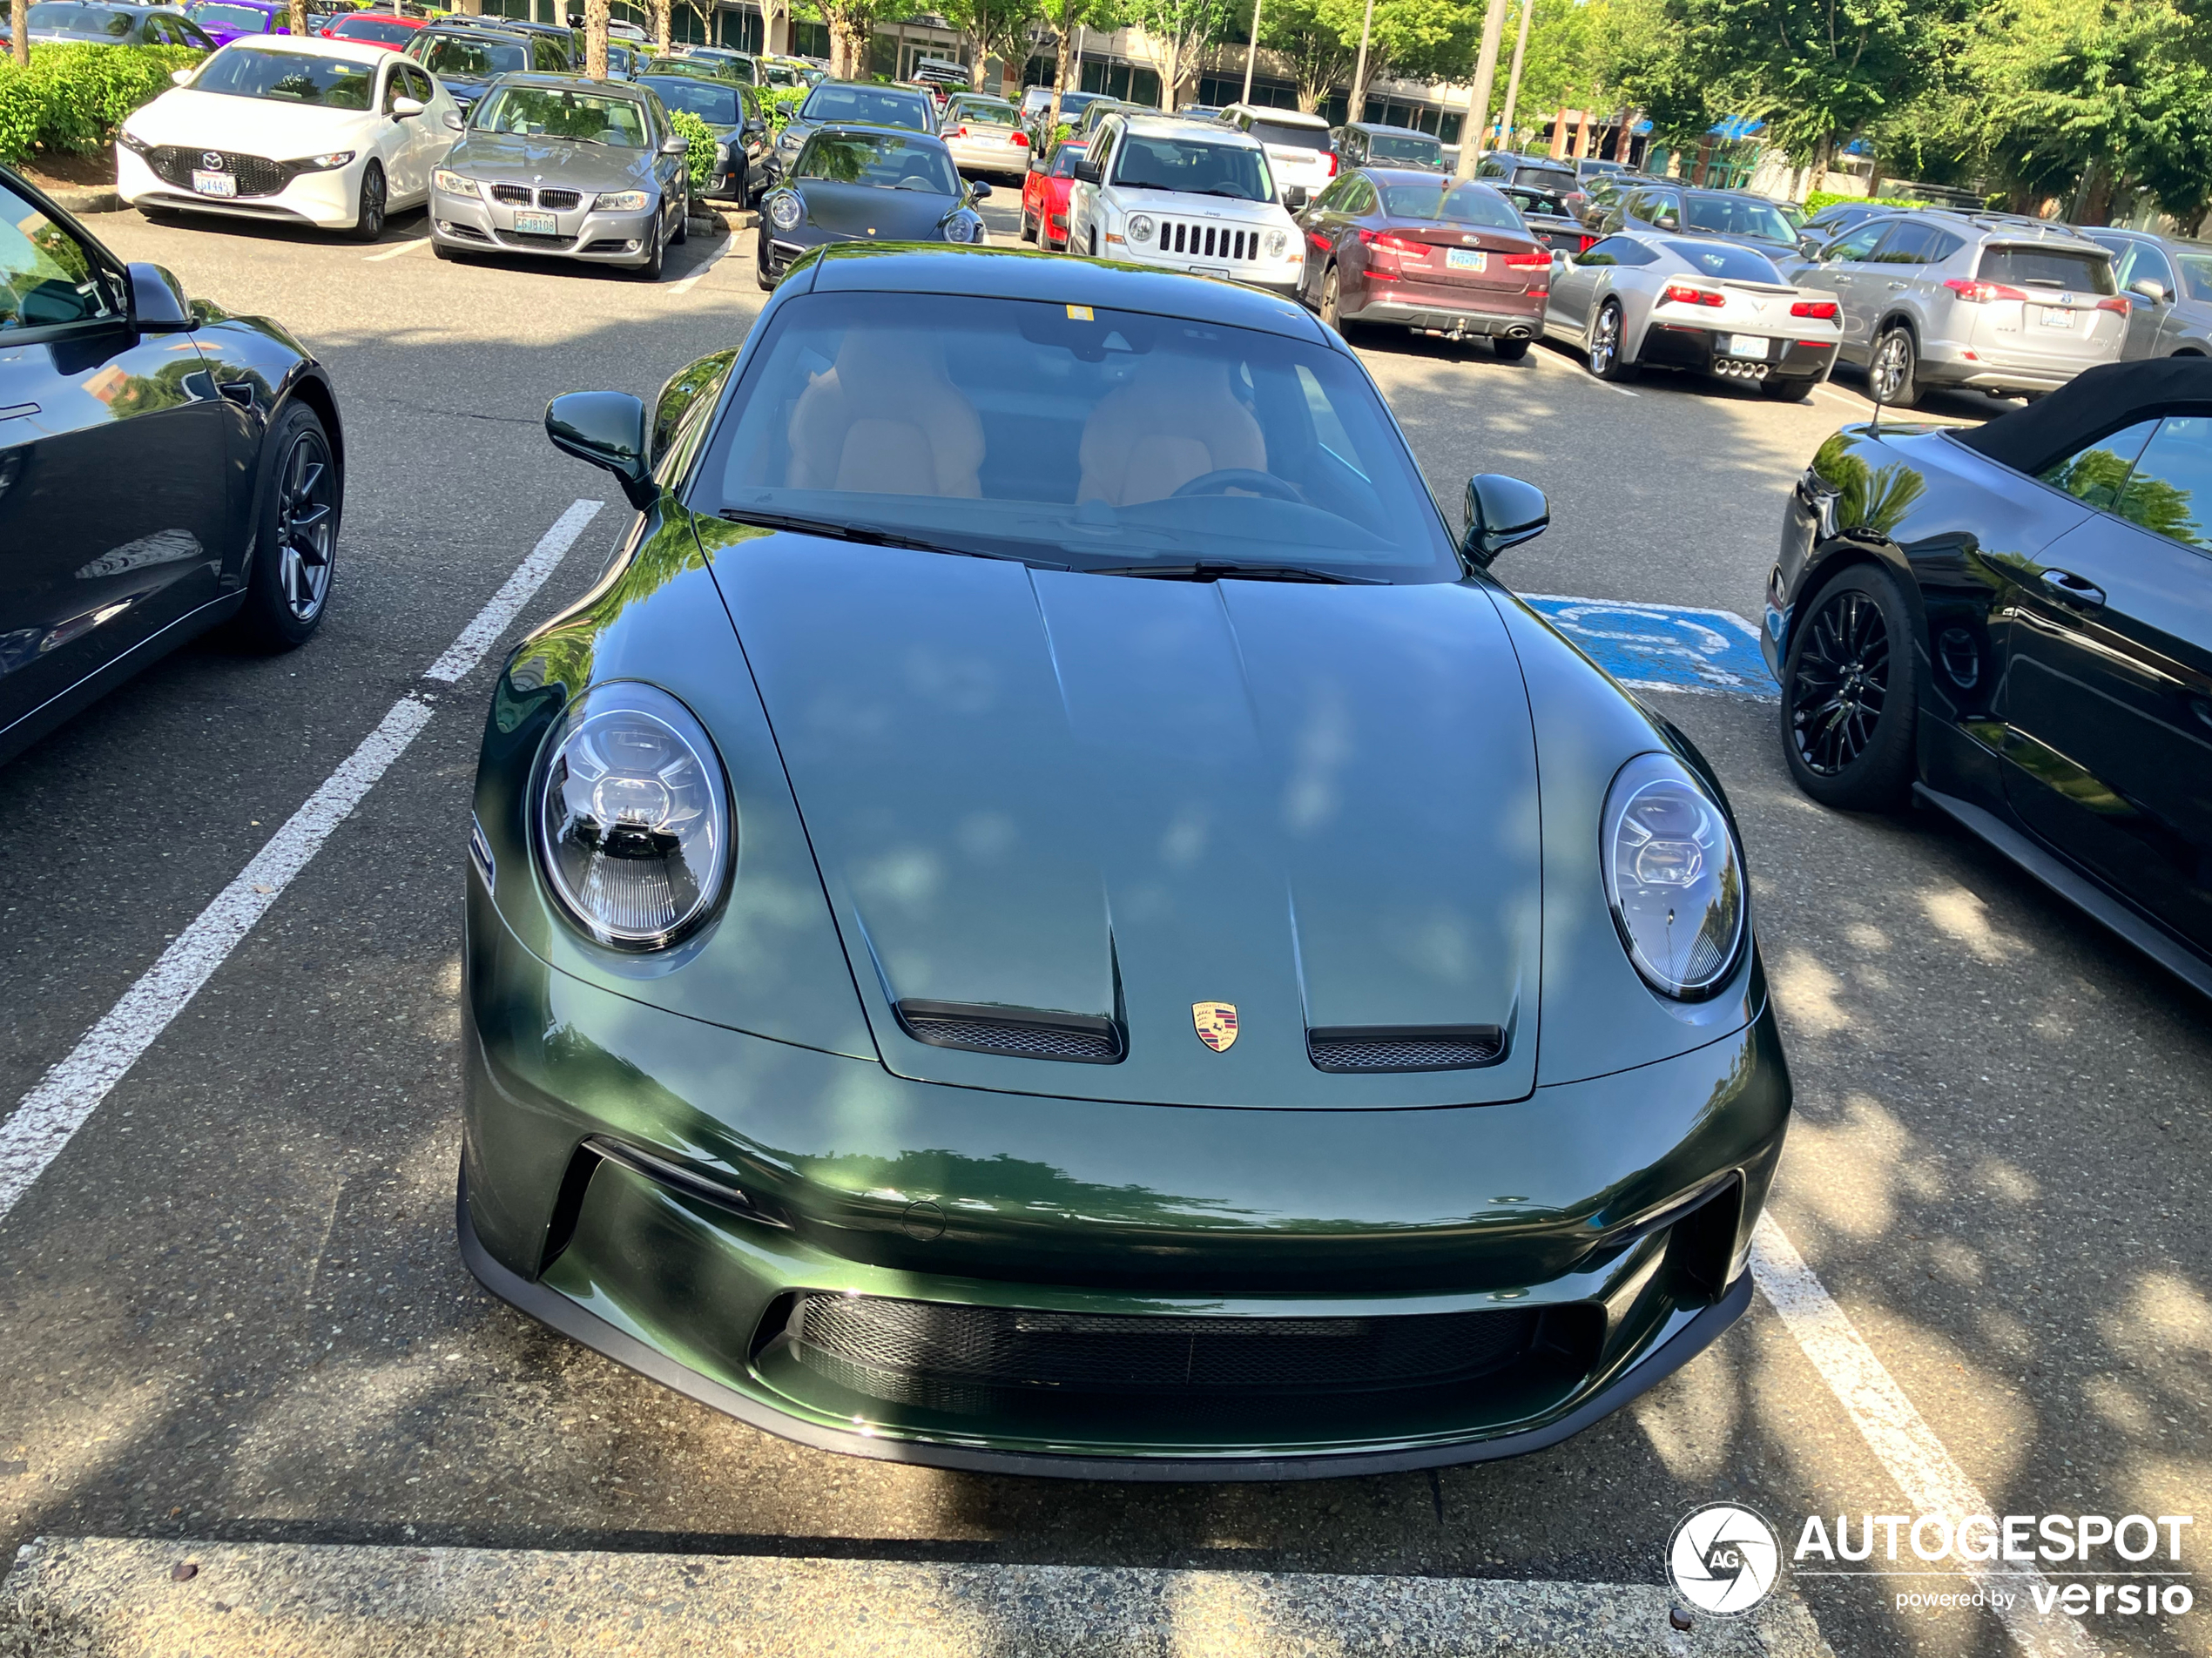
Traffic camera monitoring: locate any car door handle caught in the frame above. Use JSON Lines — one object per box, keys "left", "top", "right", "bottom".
{"left": 2040, "top": 569, "right": 2106, "bottom": 609}
{"left": 1886, "top": 280, "right": 1908, "bottom": 288}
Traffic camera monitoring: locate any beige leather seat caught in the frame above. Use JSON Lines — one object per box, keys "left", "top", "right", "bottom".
{"left": 1076, "top": 355, "right": 1268, "bottom": 507}
{"left": 786, "top": 329, "right": 985, "bottom": 497}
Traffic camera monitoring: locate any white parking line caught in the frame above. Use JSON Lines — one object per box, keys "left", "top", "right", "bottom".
{"left": 1750, "top": 1215, "right": 2098, "bottom": 1656}
{"left": 1531, "top": 343, "right": 1638, "bottom": 396}
{"left": 363, "top": 238, "right": 429, "bottom": 263}
{"left": 0, "top": 497, "right": 606, "bottom": 1227}
{"left": 667, "top": 233, "right": 738, "bottom": 296}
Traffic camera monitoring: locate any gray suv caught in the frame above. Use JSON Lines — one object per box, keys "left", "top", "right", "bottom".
{"left": 2080, "top": 226, "right": 2212, "bottom": 360}
{"left": 1784, "top": 210, "right": 2124, "bottom": 405}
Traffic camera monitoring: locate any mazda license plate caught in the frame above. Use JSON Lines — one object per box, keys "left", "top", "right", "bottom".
{"left": 1446, "top": 247, "right": 1486, "bottom": 272}
{"left": 192, "top": 171, "right": 235, "bottom": 199}
{"left": 1727, "top": 334, "right": 1770, "bottom": 359}
{"left": 2039, "top": 307, "right": 2074, "bottom": 328}
{"left": 515, "top": 209, "right": 556, "bottom": 236}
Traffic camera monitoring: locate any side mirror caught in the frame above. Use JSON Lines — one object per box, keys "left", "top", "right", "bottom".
{"left": 1461, "top": 473, "right": 1548, "bottom": 567}
{"left": 392, "top": 96, "right": 426, "bottom": 118}
{"left": 2129, "top": 277, "right": 2168, "bottom": 304}
{"left": 1071, "top": 157, "right": 1100, "bottom": 185}
{"left": 126, "top": 262, "right": 192, "bottom": 333}
{"left": 546, "top": 391, "right": 656, "bottom": 511}
{"left": 1283, "top": 185, "right": 1309, "bottom": 211}
{"left": 661, "top": 134, "right": 689, "bottom": 155}
{"left": 171, "top": 66, "right": 195, "bottom": 84}
{"left": 969, "top": 179, "right": 991, "bottom": 200}
{"left": 444, "top": 110, "right": 466, "bottom": 131}
{"left": 1654, "top": 212, "right": 1678, "bottom": 230}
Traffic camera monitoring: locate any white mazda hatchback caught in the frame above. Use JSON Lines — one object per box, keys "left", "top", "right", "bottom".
{"left": 117, "top": 35, "right": 460, "bottom": 239}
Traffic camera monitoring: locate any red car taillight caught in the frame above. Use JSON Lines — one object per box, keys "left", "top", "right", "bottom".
{"left": 1789, "top": 300, "right": 1840, "bottom": 320}
{"left": 953, "top": 125, "right": 968, "bottom": 138}
{"left": 2094, "top": 293, "right": 2128, "bottom": 312}
{"left": 1307, "top": 230, "right": 1332, "bottom": 253}
{"left": 1323, "top": 152, "right": 1339, "bottom": 176}
{"left": 1943, "top": 278, "right": 2029, "bottom": 303}
{"left": 1661, "top": 283, "right": 1726, "bottom": 307}
{"left": 1358, "top": 229, "right": 1428, "bottom": 255}
{"left": 1012, "top": 131, "right": 1029, "bottom": 145}
{"left": 1503, "top": 248, "right": 1549, "bottom": 269}
{"left": 1578, "top": 234, "right": 1596, "bottom": 253}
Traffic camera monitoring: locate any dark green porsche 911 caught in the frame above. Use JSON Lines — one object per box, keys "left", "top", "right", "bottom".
{"left": 459, "top": 243, "right": 1790, "bottom": 1478}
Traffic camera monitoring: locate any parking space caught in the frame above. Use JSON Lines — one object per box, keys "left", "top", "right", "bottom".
{"left": 0, "top": 204, "right": 2204, "bottom": 1658}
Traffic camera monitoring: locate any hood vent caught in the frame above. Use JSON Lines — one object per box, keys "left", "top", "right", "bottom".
{"left": 1307, "top": 1025, "right": 1505, "bottom": 1073}
{"left": 895, "top": 1000, "right": 1124, "bottom": 1064}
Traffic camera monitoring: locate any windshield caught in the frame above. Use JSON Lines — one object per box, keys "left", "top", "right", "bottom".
{"left": 795, "top": 131, "right": 957, "bottom": 193}
{"left": 329, "top": 15, "right": 412, "bottom": 42}
{"left": 1251, "top": 118, "right": 1328, "bottom": 152}
{"left": 191, "top": 45, "right": 375, "bottom": 106}
{"left": 1380, "top": 181, "right": 1521, "bottom": 229}
{"left": 799, "top": 84, "right": 929, "bottom": 130}
{"left": 641, "top": 76, "right": 738, "bottom": 123}
{"left": 1681, "top": 195, "right": 1793, "bottom": 244}
{"left": 1665, "top": 239, "right": 1784, "bottom": 282}
{"left": 1111, "top": 135, "right": 1271, "bottom": 201}
{"left": 416, "top": 34, "right": 524, "bottom": 77}
{"left": 694, "top": 292, "right": 1457, "bottom": 582}
{"left": 475, "top": 85, "right": 648, "bottom": 145}
{"left": 27, "top": 3, "right": 133, "bottom": 34}
{"left": 1367, "top": 132, "right": 1440, "bottom": 163}
{"left": 189, "top": 3, "right": 272, "bottom": 27}
{"left": 951, "top": 98, "right": 1015, "bottom": 125}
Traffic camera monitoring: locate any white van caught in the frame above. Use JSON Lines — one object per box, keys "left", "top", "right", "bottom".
{"left": 1216, "top": 104, "right": 1338, "bottom": 204}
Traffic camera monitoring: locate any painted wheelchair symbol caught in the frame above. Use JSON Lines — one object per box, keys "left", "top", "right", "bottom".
{"left": 1522, "top": 595, "right": 1779, "bottom": 702}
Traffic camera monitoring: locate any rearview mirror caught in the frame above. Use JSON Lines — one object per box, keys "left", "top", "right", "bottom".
{"left": 392, "top": 96, "right": 426, "bottom": 118}
{"left": 2129, "top": 277, "right": 2168, "bottom": 304}
{"left": 126, "top": 262, "right": 192, "bottom": 333}
{"left": 1461, "top": 473, "right": 1549, "bottom": 567}
{"left": 546, "top": 391, "right": 657, "bottom": 511}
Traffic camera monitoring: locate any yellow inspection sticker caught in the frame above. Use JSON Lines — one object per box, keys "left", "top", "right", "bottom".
{"left": 1066, "top": 304, "right": 1095, "bottom": 320}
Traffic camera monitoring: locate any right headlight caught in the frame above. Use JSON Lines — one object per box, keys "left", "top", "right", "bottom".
{"left": 534, "top": 683, "right": 731, "bottom": 952}
{"left": 767, "top": 189, "right": 803, "bottom": 230}
{"left": 1600, "top": 752, "right": 1746, "bottom": 999}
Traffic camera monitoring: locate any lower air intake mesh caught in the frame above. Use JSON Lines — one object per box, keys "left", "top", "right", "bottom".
{"left": 1307, "top": 1026, "right": 1506, "bottom": 1072}
{"left": 895, "top": 1001, "right": 1123, "bottom": 1062}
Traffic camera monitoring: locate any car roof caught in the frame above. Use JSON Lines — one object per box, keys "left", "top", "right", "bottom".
{"left": 1120, "top": 111, "right": 1261, "bottom": 146}
{"left": 1366, "top": 165, "right": 1475, "bottom": 185}
{"left": 1888, "top": 207, "right": 2107, "bottom": 245}
{"left": 808, "top": 120, "right": 948, "bottom": 145}
{"left": 209, "top": 30, "right": 391, "bottom": 58}
{"left": 491, "top": 71, "right": 650, "bottom": 98}
{"left": 1346, "top": 122, "right": 1435, "bottom": 138}
{"left": 795, "top": 244, "right": 1331, "bottom": 342}
{"left": 1224, "top": 102, "right": 1328, "bottom": 126}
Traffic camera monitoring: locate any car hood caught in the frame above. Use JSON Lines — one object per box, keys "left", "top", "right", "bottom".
{"left": 125, "top": 86, "right": 378, "bottom": 149}
{"left": 709, "top": 534, "right": 1542, "bottom": 1109}
{"left": 447, "top": 130, "right": 652, "bottom": 187}
{"left": 790, "top": 179, "right": 961, "bottom": 239}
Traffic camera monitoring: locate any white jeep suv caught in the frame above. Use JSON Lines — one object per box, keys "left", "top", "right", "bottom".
{"left": 1065, "top": 113, "right": 1305, "bottom": 295}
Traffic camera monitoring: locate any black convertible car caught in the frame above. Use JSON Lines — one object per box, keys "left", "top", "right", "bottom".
{"left": 757, "top": 125, "right": 987, "bottom": 290}
{"left": 0, "top": 165, "right": 344, "bottom": 767}
{"left": 1769, "top": 357, "right": 2212, "bottom": 995}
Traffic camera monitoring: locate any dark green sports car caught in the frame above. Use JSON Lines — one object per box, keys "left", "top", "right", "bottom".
{"left": 459, "top": 243, "right": 1790, "bottom": 1478}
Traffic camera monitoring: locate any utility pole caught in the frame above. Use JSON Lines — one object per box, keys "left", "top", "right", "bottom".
{"left": 1496, "top": 0, "right": 1532, "bottom": 155}
{"left": 1452, "top": 0, "right": 1509, "bottom": 180}
{"left": 1350, "top": 0, "right": 1375, "bottom": 124}
{"left": 1241, "top": 0, "right": 1264, "bottom": 104}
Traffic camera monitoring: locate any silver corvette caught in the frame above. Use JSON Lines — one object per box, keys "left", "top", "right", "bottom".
{"left": 1542, "top": 231, "right": 1846, "bottom": 401}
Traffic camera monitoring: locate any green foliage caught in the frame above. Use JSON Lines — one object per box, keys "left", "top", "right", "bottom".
{"left": 1802, "top": 189, "right": 1927, "bottom": 212}
{"left": 664, "top": 106, "right": 718, "bottom": 188}
{"left": 0, "top": 42, "right": 206, "bottom": 165}
{"left": 763, "top": 83, "right": 810, "bottom": 131}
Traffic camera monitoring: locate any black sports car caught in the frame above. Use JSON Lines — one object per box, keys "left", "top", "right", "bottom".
{"left": 0, "top": 165, "right": 343, "bottom": 768}
{"left": 1768, "top": 357, "right": 2212, "bottom": 995}
{"left": 756, "top": 125, "right": 988, "bottom": 291}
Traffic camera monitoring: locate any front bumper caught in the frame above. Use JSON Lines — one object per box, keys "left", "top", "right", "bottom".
{"left": 459, "top": 893, "right": 1789, "bottom": 1477}
{"left": 116, "top": 145, "right": 362, "bottom": 230}
{"left": 430, "top": 183, "right": 661, "bottom": 266}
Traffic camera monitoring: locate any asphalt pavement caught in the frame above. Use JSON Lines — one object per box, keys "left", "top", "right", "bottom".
{"left": 0, "top": 196, "right": 2205, "bottom": 1658}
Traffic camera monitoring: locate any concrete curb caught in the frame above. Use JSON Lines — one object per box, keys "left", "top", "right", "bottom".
{"left": 0, "top": 1535, "right": 1837, "bottom": 1657}
{"left": 41, "top": 185, "right": 123, "bottom": 215}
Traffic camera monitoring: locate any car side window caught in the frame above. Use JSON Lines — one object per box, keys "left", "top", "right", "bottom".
{"left": 1871, "top": 221, "right": 1940, "bottom": 264}
{"left": 1611, "top": 239, "right": 1660, "bottom": 266}
{"left": 1477, "top": 158, "right": 1504, "bottom": 178}
{"left": 2111, "top": 417, "right": 2212, "bottom": 551}
{"left": 381, "top": 63, "right": 404, "bottom": 112}
{"left": 1575, "top": 237, "right": 1625, "bottom": 266}
{"left": 2118, "top": 240, "right": 2178, "bottom": 296}
{"left": 1343, "top": 177, "right": 1376, "bottom": 215}
{"left": 533, "top": 37, "right": 566, "bottom": 71}
{"left": 2037, "top": 420, "right": 2161, "bottom": 511}
{"left": 1824, "top": 223, "right": 1888, "bottom": 263}
{"left": 0, "top": 181, "right": 122, "bottom": 333}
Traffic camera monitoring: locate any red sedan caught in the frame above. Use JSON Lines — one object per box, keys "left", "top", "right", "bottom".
{"left": 318, "top": 11, "right": 424, "bottom": 50}
{"left": 1295, "top": 168, "right": 1552, "bottom": 359}
{"left": 1020, "top": 140, "right": 1082, "bottom": 252}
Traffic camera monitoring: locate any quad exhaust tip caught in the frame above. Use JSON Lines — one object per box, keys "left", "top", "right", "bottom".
{"left": 1716, "top": 361, "right": 1772, "bottom": 381}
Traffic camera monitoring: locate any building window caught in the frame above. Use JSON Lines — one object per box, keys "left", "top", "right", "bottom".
{"left": 791, "top": 17, "right": 827, "bottom": 56}
{"left": 1079, "top": 58, "right": 1160, "bottom": 106}
{"left": 1197, "top": 73, "right": 1296, "bottom": 109}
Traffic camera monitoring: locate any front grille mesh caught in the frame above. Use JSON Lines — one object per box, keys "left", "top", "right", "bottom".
{"left": 896, "top": 1001, "right": 1122, "bottom": 1062}
{"left": 146, "top": 146, "right": 287, "bottom": 198}
{"left": 490, "top": 182, "right": 532, "bottom": 205}
{"left": 1308, "top": 1026, "right": 1505, "bottom": 1072}
{"left": 784, "top": 1294, "right": 1540, "bottom": 1412}
{"left": 1159, "top": 219, "right": 1260, "bottom": 262}
{"left": 537, "top": 188, "right": 582, "bottom": 210}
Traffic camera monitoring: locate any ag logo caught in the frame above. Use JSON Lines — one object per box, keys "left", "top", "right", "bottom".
{"left": 1191, "top": 1001, "right": 1238, "bottom": 1052}
{"left": 1667, "top": 1503, "right": 1780, "bottom": 1615}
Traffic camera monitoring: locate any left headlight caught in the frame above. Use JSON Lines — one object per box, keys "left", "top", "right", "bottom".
{"left": 594, "top": 188, "right": 651, "bottom": 212}
{"left": 534, "top": 683, "right": 731, "bottom": 952}
{"left": 767, "top": 190, "right": 803, "bottom": 230}
{"left": 1599, "top": 752, "right": 1746, "bottom": 1000}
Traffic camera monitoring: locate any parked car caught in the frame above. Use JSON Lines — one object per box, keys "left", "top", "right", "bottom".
{"left": 773, "top": 79, "right": 937, "bottom": 178}
{"left": 674, "top": 44, "right": 760, "bottom": 85}
{"left": 757, "top": 126, "right": 985, "bottom": 289}
{"left": 758, "top": 55, "right": 811, "bottom": 89}
{"left": 118, "top": 37, "right": 455, "bottom": 239}
{"left": 318, "top": 9, "right": 423, "bottom": 49}
{"left": 1331, "top": 121, "right": 1443, "bottom": 172}
{"left": 0, "top": 164, "right": 345, "bottom": 767}
{"left": 2080, "top": 227, "right": 2212, "bottom": 360}
{"left": 1496, "top": 181, "right": 1594, "bottom": 257}
{"left": 1766, "top": 357, "right": 2212, "bottom": 995}
{"left": 408, "top": 22, "right": 570, "bottom": 118}
{"left": 2, "top": 2, "right": 214, "bottom": 46}
{"left": 1019, "top": 136, "right": 1080, "bottom": 250}
{"left": 907, "top": 56, "right": 968, "bottom": 100}
{"left": 1295, "top": 170, "right": 1549, "bottom": 357}
{"left": 1217, "top": 102, "right": 1336, "bottom": 204}
{"left": 1781, "top": 210, "right": 2125, "bottom": 405}
{"left": 1575, "top": 156, "right": 1629, "bottom": 183}
{"left": 941, "top": 91, "right": 1030, "bottom": 179}
{"left": 184, "top": 0, "right": 289, "bottom": 48}
{"left": 639, "top": 71, "right": 768, "bottom": 203}
{"left": 1018, "top": 84, "right": 1111, "bottom": 141}
{"left": 1793, "top": 199, "right": 1898, "bottom": 252}
{"left": 1542, "top": 232, "right": 1844, "bottom": 400}
{"left": 1597, "top": 184, "right": 1799, "bottom": 259}
{"left": 1065, "top": 111, "right": 1304, "bottom": 294}
{"left": 448, "top": 13, "right": 578, "bottom": 70}
{"left": 1474, "top": 152, "right": 1586, "bottom": 220}
{"left": 429, "top": 74, "right": 692, "bottom": 279}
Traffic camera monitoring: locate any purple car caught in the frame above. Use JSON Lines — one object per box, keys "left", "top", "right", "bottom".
{"left": 185, "top": 0, "right": 289, "bottom": 46}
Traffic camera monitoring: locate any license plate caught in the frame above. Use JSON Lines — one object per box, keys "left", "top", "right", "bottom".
{"left": 515, "top": 209, "right": 556, "bottom": 236}
{"left": 192, "top": 171, "right": 235, "bottom": 199}
{"left": 1727, "top": 334, "right": 1770, "bottom": 359}
{"left": 1190, "top": 265, "right": 1229, "bottom": 279}
{"left": 1447, "top": 247, "right": 1486, "bottom": 272}
{"left": 2039, "top": 307, "right": 2074, "bottom": 328}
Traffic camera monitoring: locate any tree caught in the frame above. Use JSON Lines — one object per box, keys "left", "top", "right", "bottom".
{"left": 653, "top": 0, "right": 672, "bottom": 53}
{"left": 583, "top": 0, "right": 609, "bottom": 78}
{"left": 941, "top": 0, "right": 1044, "bottom": 88}
{"left": 289, "top": 0, "right": 307, "bottom": 43}
{"left": 12, "top": 0, "right": 28, "bottom": 69}
{"left": 1123, "top": 0, "right": 1233, "bottom": 108}
{"left": 805, "top": 0, "right": 911, "bottom": 77}
{"left": 1260, "top": 0, "right": 1359, "bottom": 110}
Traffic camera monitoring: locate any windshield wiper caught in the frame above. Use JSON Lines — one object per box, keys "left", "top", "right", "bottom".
{"left": 715, "top": 509, "right": 1051, "bottom": 565}
{"left": 1082, "top": 561, "right": 1382, "bottom": 584}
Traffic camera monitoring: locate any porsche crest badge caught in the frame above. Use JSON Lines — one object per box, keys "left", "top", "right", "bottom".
{"left": 1192, "top": 1001, "right": 1238, "bottom": 1052}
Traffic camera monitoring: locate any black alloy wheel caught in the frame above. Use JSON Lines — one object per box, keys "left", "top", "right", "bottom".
{"left": 1870, "top": 327, "right": 1920, "bottom": 408}
{"left": 234, "top": 401, "right": 340, "bottom": 650}
{"left": 1780, "top": 563, "right": 1918, "bottom": 810}
{"left": 349, "top": 162, "right": 386, "bottom": 243}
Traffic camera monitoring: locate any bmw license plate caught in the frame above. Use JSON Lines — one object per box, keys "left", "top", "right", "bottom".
{"left": 192, "top": 170, "right": 235, "bottom": 198}
{"left": 1447, "top": 247, "right": 1486, "bottom": 272}
{"left": 1727, "top": 334, "right": 1770, "bottom": 359}
{"left": 515, "top": 209, "right": 556, "bottom": 235}
{"left": 2039, "top": 307, "right": 2074, "bottom": 328}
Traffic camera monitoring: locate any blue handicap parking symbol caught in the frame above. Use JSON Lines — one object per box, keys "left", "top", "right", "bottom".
{"left": 1520, "top": 594, "right": 1778, "bottom": 701}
